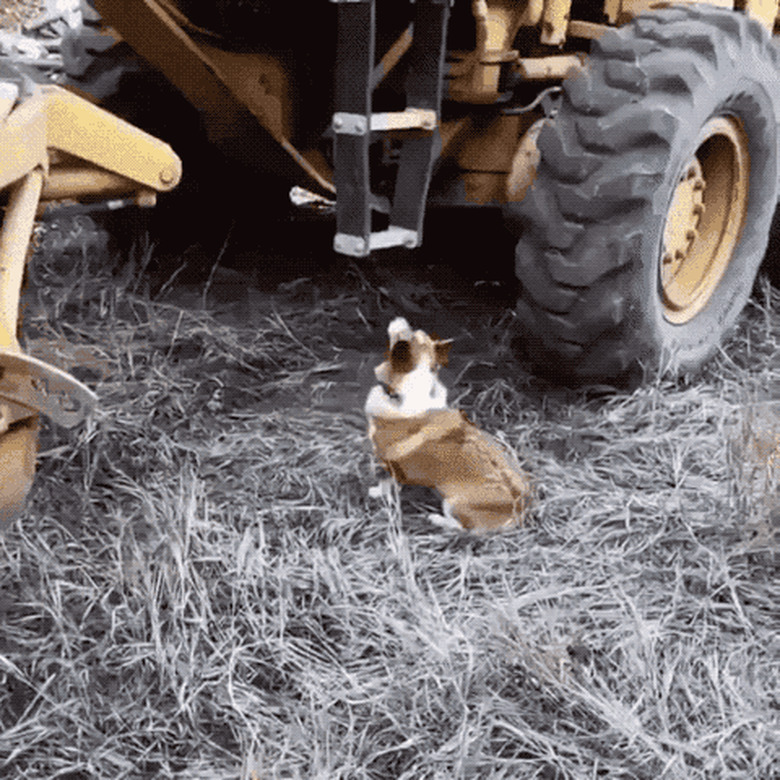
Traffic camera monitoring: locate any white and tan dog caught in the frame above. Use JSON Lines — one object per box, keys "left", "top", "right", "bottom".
{"left": 365, "top": 317, "right": 532, "bottom": 531}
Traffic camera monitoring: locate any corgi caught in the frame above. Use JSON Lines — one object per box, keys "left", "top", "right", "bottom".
{"left": 365, "top": 317, "right": 532, "bottom": 532}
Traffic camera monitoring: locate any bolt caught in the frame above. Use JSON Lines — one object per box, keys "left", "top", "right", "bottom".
{"left": 693, "top": 179, "right": 705, "bottom": 191}
{"left": 404, "top": 236, "right": 417, "bottom": 249}
{"left": 159, "top": 167, "right": 176, "bottom": 185}
{"left": 686, "top": 229, "right": 697, "bottom": 241}
{"left": 333, "top": 116, "right": 343, "bottom": 130}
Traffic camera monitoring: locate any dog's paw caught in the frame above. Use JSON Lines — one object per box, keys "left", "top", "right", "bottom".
{"left": 427, "top": 512, "right": 463, "bottom": 531}
{"left": 368, "top": 478, "right": 395, "bottom": 500}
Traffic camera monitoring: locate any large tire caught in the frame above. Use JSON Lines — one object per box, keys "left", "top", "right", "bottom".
{"left": 507, "top": 6, "right": 780, "bottom": 383}
{"left": 60, "top": 2, "right": 145, "bottom": 102}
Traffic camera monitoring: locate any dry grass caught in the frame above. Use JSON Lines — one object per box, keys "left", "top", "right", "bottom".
{"left": 1, "top": 232, "right": 778, "bottom": 779}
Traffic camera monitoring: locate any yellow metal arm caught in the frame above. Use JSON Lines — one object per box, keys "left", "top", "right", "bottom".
{"left": 0, "top": 82, "right": 181, "bottom": 195}
{"left": 0, "top": 72, "right": 182, "bottom": 528}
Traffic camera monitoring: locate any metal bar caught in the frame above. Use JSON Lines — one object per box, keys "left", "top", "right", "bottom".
{"left": 389, "top": 0, "right": 449, "bottom": 239}
{"left": 0, "top": 170, "right": 44, "bottom": 352}
{"left": 44, "top": 86, "right": 181, "bottom": 192}
{"left": 514, "top": 55, "right": 583, "bottom": 80}
{"left": 540, "top": 0, "right": 572, "bottom": 46}
{"left": 41, "top": 167, "right": 139, "bottom": 200}
{"left": 0, "top": 91, "right": 48, "bottom": 191}
{"left": 332, "top": 108, "right": 437, "bottom": 135}
{"left": 566, "top": 20, "right": 609, "bottom": 39}
{"left": 333, "top": 0, "right": 375, "bottom": 249}
{"left": 370, "top": 24, "right": 413, "bottom": 90}
{"left": 0, "top": 350, "right": 98, "bottom": 428}
{"left": 372, "top": 108, "right": 436, "bottom": 131}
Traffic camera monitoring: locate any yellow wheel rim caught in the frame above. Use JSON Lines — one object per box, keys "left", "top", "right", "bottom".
{"left": 660, "top": 116, "right": 750, "bottom": 324}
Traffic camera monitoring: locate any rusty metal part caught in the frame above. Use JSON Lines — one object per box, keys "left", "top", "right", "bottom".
{"left": 457, "top": 114, "right": 522, "bottom": 173}
{"left": 661, "top": 116, "right": 749, "bottom": 324}
{"left": 333, "top": 107, "right": 437, "bottom": 135}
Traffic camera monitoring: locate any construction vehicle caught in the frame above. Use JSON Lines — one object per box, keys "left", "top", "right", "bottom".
{"left": 0, "top": 60, "right": 181, "bottom": 526}
{"left": 61, "top": 0, "right": 780, "bottom": 385}
{"left": 4, "top": 0, "right": 780, "bottom": 518}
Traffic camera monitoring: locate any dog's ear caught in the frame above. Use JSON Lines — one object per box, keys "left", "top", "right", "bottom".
{"left": 434, "top": 339, "right": 453, "bottom": 367}
{"left": 389, "top": 339, "right": 414, "bottom": 373}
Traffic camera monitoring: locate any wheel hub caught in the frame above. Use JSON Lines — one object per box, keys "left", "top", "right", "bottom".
{"left": 660, "top": 116, "right": 750, "bottom": 324}
{"left": 661, "top": 158, "right": 705, "bottom": 288}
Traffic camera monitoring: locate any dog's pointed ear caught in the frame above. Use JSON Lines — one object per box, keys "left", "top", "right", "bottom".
{"left": 434, "top": 339, "right": 453, "bottom": 366}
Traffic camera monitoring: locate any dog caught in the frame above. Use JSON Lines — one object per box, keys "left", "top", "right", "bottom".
{"left": 365, "top": 317, "right": 532, "bottom": 531}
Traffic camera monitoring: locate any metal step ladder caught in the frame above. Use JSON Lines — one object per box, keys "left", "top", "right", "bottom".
{"left": 331, "top": 0, "right": 450, "bottom": 257}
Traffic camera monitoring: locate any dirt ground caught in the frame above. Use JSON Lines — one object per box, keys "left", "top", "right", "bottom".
{"left": 1, "top": 204, "right": 777, "bottom": 778}
{"left": 0, "top": 0, "right": 45, "bottom": 32}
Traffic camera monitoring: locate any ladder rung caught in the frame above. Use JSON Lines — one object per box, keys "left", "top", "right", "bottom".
{"left": 332, "top": 108, "right": 437, "bottom": 136}
{"left": 334, "top": 226, "right": 419, "bottom": 256}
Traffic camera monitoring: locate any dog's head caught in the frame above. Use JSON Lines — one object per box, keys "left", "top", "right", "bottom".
{"left": 366, "top": 317, "right": 452, "bottom": 418}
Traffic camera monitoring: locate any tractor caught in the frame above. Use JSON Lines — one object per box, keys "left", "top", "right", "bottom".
{"left": 63, "top": 0, "right": 780, "bottom": 381}
{"left": 3, "top": 0, "right": 780, "bottom": 519}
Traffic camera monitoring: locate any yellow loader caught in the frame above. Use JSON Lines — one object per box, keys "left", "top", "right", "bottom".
{"left": 0, "top": 61, "right": 181, "bottom": 526}
{"left": 8, "top": 0, "right": 780, "bottom": 518}
{"left": 65, "top": 0, "right": 780, "bottom": 383}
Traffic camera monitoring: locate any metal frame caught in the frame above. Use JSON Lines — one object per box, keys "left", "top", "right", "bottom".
{"left": 332, "top": 0, "right": 450, "bottom": 256}
{"left": 0, "top": 68, "right": 181, "bottom": 523}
